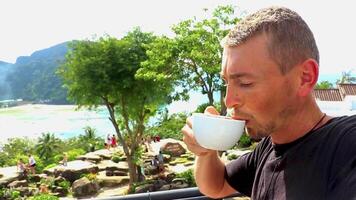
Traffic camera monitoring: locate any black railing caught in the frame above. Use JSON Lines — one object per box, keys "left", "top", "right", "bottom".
{"left": 95, "top": 187, "right": 244, "bottom": 200}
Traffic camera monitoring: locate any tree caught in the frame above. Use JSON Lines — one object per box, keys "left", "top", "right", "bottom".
{"left": 146, "top": 109, "right": 188, "bottom": 140}
{"left": 141, "top": 5, "right": 240, "bottom": 114}
{"left": 79, "top": 126, "right": 101, "bottom": 152}
{"left": 58, "top": 28, "right": 174, "bottom": 186}
{"left": 336, "top": 70, "right": 356, "bottom": 84}
{"left": 315, "top": 81, "right": 333, "bottom": 89}
{"left": 35, "top": 132, "right": 62, "bottom": 163}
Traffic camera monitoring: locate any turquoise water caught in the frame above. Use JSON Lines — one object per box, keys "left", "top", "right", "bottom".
{"left": 0, "top": 104, "right": 115, "bottom": 143}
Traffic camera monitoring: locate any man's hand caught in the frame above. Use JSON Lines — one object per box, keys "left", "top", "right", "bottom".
{"left": 181, "top": 106, "right": 220, "bottom": 156}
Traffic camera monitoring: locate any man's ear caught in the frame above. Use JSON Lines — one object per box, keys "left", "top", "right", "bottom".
{"left": 297, "top": 59, "right": 319, "bottom": 97}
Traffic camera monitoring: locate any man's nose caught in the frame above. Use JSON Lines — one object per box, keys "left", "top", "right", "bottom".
{"left": 225, "top": 84, "right": 242, "bottom": 109}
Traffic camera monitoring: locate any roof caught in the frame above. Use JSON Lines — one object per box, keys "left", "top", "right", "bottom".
{"left": 338, "top": 84, "right": 356, "bottom": 97}
{"left": 313, "top": 89, "right": 343, "bottom": 101}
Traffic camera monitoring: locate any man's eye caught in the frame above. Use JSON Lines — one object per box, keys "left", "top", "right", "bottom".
{"left": 240, "top": 83, "right": 253, "bottom": 87}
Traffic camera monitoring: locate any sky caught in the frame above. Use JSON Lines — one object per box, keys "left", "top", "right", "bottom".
{"left": 1, "top": 0, "right": 355, "bottom": 113}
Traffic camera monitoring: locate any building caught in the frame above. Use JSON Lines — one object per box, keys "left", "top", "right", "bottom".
{"left": 314, "top": 84, "right": 356, "bottom": 116}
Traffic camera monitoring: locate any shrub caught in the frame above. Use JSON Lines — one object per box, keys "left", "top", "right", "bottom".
{"left": 176, "top": 169, "right": 196, "bottom": 187}
{"left": 44, "top": 163, "right": 57, "bottom": 170}
{"left": 58, "top": 180, "right": 71, "bottom": 190}
{"left": 111, "top": 156, "right": 123, "bottom": 163}
{"left": 67, "top": 149, "right": 85, "bottom": 161}
{"left": 30, "top": 194, "right": 59, "bottom": 200}
{"left": 10, "top": 190, "right": 20, "bottom": 199}
{"left": 238, "top": 133, "right": 252, "bottom": 148}
{"left": 227, "top": 154, "right": 238, "bottom": 160}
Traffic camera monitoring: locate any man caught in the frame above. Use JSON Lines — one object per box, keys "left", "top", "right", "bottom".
{"left": 182, "top": 6, "right": 356, "bottom": 200}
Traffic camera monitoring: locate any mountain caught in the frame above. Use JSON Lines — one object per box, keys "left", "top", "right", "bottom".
{"left": 6, "top": 42, "right": 70, "bottom": 104}
{"left": 0, "top": 61, "right": 14, "bottom": 100}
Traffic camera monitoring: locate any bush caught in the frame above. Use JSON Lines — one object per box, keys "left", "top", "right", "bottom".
{"left": 176, "top": 169, "right": 196, "bottom": 187}
{"left": 67, "top": 149, "right": 86, "bottom": 161}
{"left": 58, "top": 180, "right": 71, "bottom": 190}
{"left": 30, "top": 194, "right": 59, "bottom": 200}
{"left": 238, "top": 133, "right": 252, "bottom": 148}
{"left": 111, "top": 156, "right": 123, "bottom": 163}
{"left": 44, "top": 163, "right": 57, "bottom": 170}
{"left": 227, "top": 154, "right": 238, "bottom": 160}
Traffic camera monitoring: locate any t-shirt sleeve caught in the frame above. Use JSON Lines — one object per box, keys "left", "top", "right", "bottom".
{"left": 327, "top": 125, "right": 356, "bottom": 200}
{"left": 224, "top": 138, "right": 269, "bottom": 197}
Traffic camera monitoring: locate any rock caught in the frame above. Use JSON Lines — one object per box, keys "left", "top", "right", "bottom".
{"left": 183, "top": 162, "right": 194, "bottom": 167}
{"left": 77, "top": 153, "right": 102, "bottom": 163}
{"left": 163, "top": 154, "right": 171, "bottom": 162}
{"left": 113, "top": 170, "right": 127, "bottom": 176}
{"left": 97, "top": 171, "right": 129, "bottom": 187}
{"left": 8, "top": 180, "right": 28, "bottom": 188}
{"left": 165, "top": 173, "right": 176, "bottom": 183}
{"left": 72, "top": 177, "right": 99, "bottom": 197}
{"left": 171, "top": 182, "right": 189, "bottom": 189}
{"left": 91, "top": 149, "right": 113, "bottom": 160}
{"left": 172, "top": 178, "right": 187, "bottom": 185}
{"left": 160, "top": 140, "right": 186, "bottom": 157}
{"left": 28, "top": 174, "right": 41, "bottom": 183}
{"left": 0, "top": 166, "right": 21, "bottom": 187}
{"left": 135, "top": 183, "right": 154, "bottom": 193}
{"left": 158, "top": 184, "right": 172, "bottom": 191}
{"left": 153, "top": 179, "right": 167, "bottom": 190}
{"left": 53, "top": 186, "right": 68, "bottom": 197}
{"left": 54, "top": 176, "right": 66, "bottom": 186}
{"left": 16, "top": 187, "right": 33, "bottom": 197}
{"left": 106, "top": 170, "right": 114, "bottom": 176}
{"left": 97, "top": 160, "right": 129, "bottom": 172}
{"left": 43, "top": 160, "right": 99, "bottom": 183}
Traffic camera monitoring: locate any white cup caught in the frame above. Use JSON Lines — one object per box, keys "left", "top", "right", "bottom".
{"left": 192, "top": 113, "right": 246, "bottom": 151}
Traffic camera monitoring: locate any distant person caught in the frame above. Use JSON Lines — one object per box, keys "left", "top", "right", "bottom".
{"left": 60, "top": 153, "right": 68, "bottom": 166}
{"left": 157, "top": 151, "right": 164, "bottom": 172}
{"left": 155, "top": 135, "right": 161, "bottom": 142}
{"left": 151, "top": 155, "right": 159, "bottom": 173}
{"left": 28, "top": 154, "right": 36, "bottom": 175}
{"left": 17, "top": 158, "right": 27, "bottom": 177}
{"left": 111, "top": 134, "right": 117, "bottom": 148}
{"left": 105, "top": 134, "right": 112, "bottom": 150}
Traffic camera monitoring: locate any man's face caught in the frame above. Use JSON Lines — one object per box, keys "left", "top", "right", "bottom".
{"left": 221, "top": 34, "right": 298, "bottom": 140}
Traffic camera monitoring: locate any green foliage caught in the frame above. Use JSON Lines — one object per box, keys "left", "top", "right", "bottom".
{"left": 6, "top": 42, "right": 68, "bottom": 103}
{"left": 315, "top": 81, "right": 333, "bottom": 89}
{"left": 176, "top": 169, "right": 196, "bottom": 187}
{"left": 81, "top": 173, "right": 97, "bottom": 182}
{"left": 141, "top": 5, "right": 239, "bottom": 107}
{"left": 0, "top": 137, "right": 35, "bottom": 167}
{"left": 58, "top": 28, "right": 176, "bottom": 183}
{"left": 238, "top": 133, "right": 252, "bottom": 148}
{"left": 66, "top": 149, "right": 86, "bottom": 161}
{"left": 336, "top": 70, "right": 356, "bottom": 84}
{"left": 40, "top": 177, "right": 55, "bottom": 188}
{"left": 44, "top": 163, "right": 57, "bottom": 170}
{"left": 58, "top": 180, "right": 71, "bottom": 190}
{"left": 132, "top": 146, "right": 145, "bottom": 165}
{"left": 194, "top": 102, "right": 222, "bottom": 113}
{"left": 35, "top": 132, "right": 62, "bottom": 163}
{"left": 78, "top": 126, "right": 101, "bottom": 152}
{"left": 227, "top": 154, "right": 238, "bottom": 160}
{"left": 146, "top": 110, "right": 188, "bottom": 140}
{"left": 111, "top": 156, "right": 124, "bottom": 163}
{"left": 30, "top": 194, "right": 59, "bottom": 200}
{"left": 10, "top": 190, "right": 20, "bottom": 199}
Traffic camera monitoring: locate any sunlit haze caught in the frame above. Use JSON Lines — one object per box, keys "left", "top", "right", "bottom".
{"left": 1, "top": 0, "right": 355, "bottom": 113}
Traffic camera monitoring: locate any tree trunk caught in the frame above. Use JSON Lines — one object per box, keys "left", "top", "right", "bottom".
{"left": 220, "top": 89, "right": 227, "bottom": 116}
{"left": 207, "top": 91, "right": 214, "bottom": 106}
{"left": 126, "top": 156, "right": 138, "bottom": 186}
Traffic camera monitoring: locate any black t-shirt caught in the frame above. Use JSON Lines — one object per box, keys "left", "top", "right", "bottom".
{"left": 225, "top": 115, "right": 356, "bottom": 200}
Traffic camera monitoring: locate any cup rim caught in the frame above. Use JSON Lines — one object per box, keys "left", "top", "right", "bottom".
{"left": 192, "top": 113, "right": 245, "bottom": 123}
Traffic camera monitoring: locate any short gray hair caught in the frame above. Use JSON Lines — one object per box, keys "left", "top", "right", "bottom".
{"left": 224, "top": 6, "right": 319, "bottom": 74}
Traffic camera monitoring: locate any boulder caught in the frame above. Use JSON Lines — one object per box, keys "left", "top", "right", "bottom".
{"left": 97, "top": 160, "right": 129, "bottom": 172}
{"left": 91, "top": 149, "right": 114, "bottom": 160}
{"left": 43, "top": 160, "right": 99, "bottom": 183}
{"left": 97, "top": 171, "right": 129, "bottom": 187}
{"left": 72, "top": 177, "right": 99, "bottom": 197}
{"left": 113, "top": 170, "right": 128, "bottom": 176}
{"left": 77, "top": 153, "right": 102, "bottom": 163}
{"left": 0, "top": 166, "right": 21, "bottom": 187}
{"left": 52, "top": 186, "right": 68, "bottom": 197}
{"left": 54, "top": 176, "right": 66, "bottom": 186}
{"left": 160, "top": 139, "right": 186, "bottom": 156}
{"left": 135, "top": 183, "right": 155, "bottom": 193}
{"left": 8, "top": 180, "right": 28, "bottom": 188}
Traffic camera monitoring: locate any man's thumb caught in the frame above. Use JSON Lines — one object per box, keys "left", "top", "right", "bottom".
{"left": 204, "top": 106, "right": 220, "bottom": 115}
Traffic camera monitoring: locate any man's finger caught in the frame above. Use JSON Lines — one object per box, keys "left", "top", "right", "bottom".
{"left": 186, "top": 116, "right": 192, "bottom": 128}
{"left": 204, "top": 106, "right": 220, "bottom": 115}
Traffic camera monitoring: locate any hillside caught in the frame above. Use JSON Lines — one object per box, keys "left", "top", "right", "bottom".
{"left": 6, "top": 42, "right": 70, "bottom": 104}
